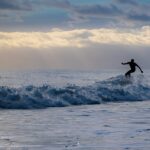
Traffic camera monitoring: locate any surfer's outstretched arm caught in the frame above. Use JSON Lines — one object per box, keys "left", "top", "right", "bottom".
{"left": 136, "top": 64, "right": 143, "bottom": 73}
{"left": 122, "top": 62, "right": 129, "bottom": 65}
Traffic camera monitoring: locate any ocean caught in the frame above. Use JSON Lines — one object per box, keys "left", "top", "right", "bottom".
{"left": 0, "top": 70, "right": 149, "bottom": 149}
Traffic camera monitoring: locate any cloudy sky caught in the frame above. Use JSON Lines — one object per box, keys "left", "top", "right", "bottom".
{"left": 0, "top": 0, "right": 149, "bottom": 70}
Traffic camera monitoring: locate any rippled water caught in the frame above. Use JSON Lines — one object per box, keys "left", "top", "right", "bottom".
{"left": 0, "top": 101, "right": 150, "bottom": 149}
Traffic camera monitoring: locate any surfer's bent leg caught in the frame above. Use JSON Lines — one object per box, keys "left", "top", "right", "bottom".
{"left": 125, "top": 70, "right": 134, "bottom": 77}
{"left": 125, "top": 71, "right": 130, "bottom": 77}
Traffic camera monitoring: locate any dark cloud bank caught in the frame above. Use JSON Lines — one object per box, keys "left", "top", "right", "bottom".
{"left": 0, "top": 0, "right": 149, "bottom": 29}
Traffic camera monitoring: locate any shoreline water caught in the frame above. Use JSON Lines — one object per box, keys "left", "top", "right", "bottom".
{"left": 0, "top": 101, "right": 149, "bottom": 149}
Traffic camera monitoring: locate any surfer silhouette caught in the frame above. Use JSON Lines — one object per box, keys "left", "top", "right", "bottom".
{"left": 122, "top": 59, "right": 143, "bottom": 77}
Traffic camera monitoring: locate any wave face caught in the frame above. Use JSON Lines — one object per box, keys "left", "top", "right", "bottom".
{"left": 0, "top": 75, "right": 150, "bottom": 109}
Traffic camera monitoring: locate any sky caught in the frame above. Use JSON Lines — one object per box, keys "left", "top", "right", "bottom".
{"left": 0, "top": 0, "right": 149, "bottom": 70}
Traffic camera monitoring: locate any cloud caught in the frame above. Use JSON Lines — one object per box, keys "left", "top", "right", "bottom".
{"left": 0, "top": 0, "right": 71, "bottom": 11}
{"left": 0, "top": 0, "right": 72, "bottom": 27}
{"left": 0, "top": 26, "right": 149, "bottom": 49}
{"left": 128, "top": 13, "right": 150, "bottom": 22}
{"left": 0, "top": 0, "right": 21, "bottom": 10}
{"left": 116, "top": 0, "right": 138, "bottom": 6}
{"left": 73, "top": 4, "right": 122, "bottom": 16}
{"left": 67, "top": 1, "right": 150, "bottom": 28}
{"left": 0, "top": 0, "right": 149, "bottom": 29}
{"left": 0, "top": 0, "right": 32, "bottom": 11}
{"left": 40, "top": 0, "right": 71, "bottom": 9}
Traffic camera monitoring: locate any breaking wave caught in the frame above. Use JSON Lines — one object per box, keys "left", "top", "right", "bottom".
{"left": 0, "top": 75, "right": 149, "bottom": 109}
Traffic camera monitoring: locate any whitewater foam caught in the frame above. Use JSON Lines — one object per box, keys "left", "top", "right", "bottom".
{"left": 0, "top": 75, "right": 149, "bottom": 109}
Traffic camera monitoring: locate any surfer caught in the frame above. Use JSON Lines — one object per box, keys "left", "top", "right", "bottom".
{"left": 122, "top": 59, "right": 143, "bottom": 77}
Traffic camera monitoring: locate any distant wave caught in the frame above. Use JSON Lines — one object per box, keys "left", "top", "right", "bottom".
{"left": 0, "top": 75, "right": 149, "bottom": 109}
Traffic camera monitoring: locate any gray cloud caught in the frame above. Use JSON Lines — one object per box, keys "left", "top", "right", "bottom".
{"left": 0, "top": 0, "right": 32, "bottom": 11}
{"left": 41, "top": 0, "right": 71, "bottom": 9}
{"left": 116, "top": 0, "right": 138, "bottom": 6}
{"left": 73, "top": 4, "right": 122, "bottom": 16}
{"left": 128, "top": 13, "right": 150, "bottom": 22}
{"left": 69, "top": 0, "right": 150, "bottom": 27}
{"left": 29, "top": 0, "right": 72, "bottom": 11}
{"left": 0, "top": 13, "right": 9, "bottom": 18}
{"left": 0, "top": 0, "right": 20, "bottom": 10}
{"left": 120, "top": 0, "right": 150, "bottom": 23}
{"left": 0, "top": 0, "right": 149, "bottom": 30}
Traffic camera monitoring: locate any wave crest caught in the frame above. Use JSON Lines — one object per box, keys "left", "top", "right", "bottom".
{"left": 0, "top": 75, "right": 149, "bottom": 109}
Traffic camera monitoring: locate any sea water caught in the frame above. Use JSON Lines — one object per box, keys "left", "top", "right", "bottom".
{"left": 0, "top": 70, "right": 149, "bottom": 149}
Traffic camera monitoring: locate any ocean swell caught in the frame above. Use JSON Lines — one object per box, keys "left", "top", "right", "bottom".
{"left": 0, "top": 75, "right": 149, "bottom": 109}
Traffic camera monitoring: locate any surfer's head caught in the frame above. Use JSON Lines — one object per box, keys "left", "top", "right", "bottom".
{"left": 131, "top": 59, "right": 134, "bottom": 62}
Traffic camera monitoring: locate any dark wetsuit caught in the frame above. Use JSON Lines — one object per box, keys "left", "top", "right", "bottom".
{"left": 125, "top": 62, "right": 137, "bottom": 77}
